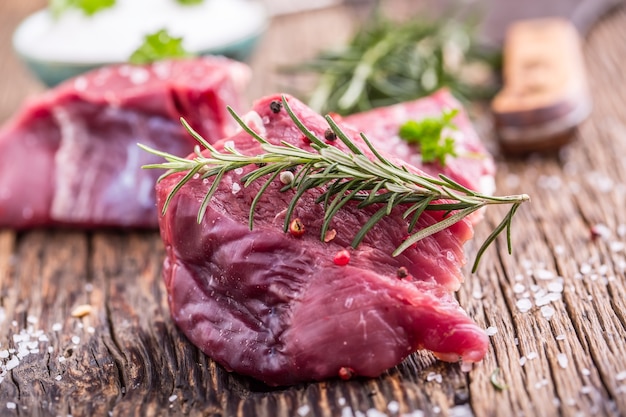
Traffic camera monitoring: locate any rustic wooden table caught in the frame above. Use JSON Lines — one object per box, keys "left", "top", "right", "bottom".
{"left": 1, "top": 1, "right": 626, "bottom": 416}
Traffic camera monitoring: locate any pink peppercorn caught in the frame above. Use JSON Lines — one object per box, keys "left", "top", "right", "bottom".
{"left": 334, "top": 249, "right": 350, "bottom": 266}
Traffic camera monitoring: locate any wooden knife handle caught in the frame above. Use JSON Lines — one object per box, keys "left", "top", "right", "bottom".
{"left": 491, "top": 18, "right": 592, "bottom": 154}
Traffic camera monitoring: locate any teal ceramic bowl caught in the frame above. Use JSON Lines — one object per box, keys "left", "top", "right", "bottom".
{"left": 13, "top": 1, "right": 267, "bottom": 87}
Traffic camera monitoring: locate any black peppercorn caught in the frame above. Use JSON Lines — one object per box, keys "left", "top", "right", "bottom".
{"left": 269, "top": 100, "right": 282, "bottom": 113}
{"left": 324, "top": 128, "right": 337, "bottom": 142}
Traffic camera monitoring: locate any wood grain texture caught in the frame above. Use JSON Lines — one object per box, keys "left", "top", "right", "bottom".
{"left": 1, "top": 1, "right": 626, "bottom": 416}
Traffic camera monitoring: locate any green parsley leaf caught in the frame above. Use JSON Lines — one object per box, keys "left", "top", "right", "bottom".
{"left": 176, "top": 0, "right": 204, "bottom": 4}
{"left": 50, "top": 0, "right": 116, "bottom": 18}
{"left": 398, "top": 109, "right": 459, "bottom": 166}
{"left": 129, "top": 29, "right": 194, "bottom": 65}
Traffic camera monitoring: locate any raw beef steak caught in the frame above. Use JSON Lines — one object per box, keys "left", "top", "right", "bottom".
{"left": 0, "top": 57, "right": 249, "bottom": 229}
{"left": 343, "top": 89, "right": 496, "bottom": 196}
{"left": 156, "top": 94, "right": 490, "bottom": 386}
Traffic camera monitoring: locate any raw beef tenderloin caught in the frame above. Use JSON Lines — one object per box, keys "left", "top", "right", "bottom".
{"left": 343, "top": 89, "right": 496, "bottom": 196}
{"left": 156, "top": 94, "right": 490, "bottom": 386}
{"left": 0, "top": 57, "right": 249, "bottom": 229}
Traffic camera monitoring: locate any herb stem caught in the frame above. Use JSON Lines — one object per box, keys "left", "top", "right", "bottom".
{"left": 140, "top": 96, "right": 528, "bottom": 269}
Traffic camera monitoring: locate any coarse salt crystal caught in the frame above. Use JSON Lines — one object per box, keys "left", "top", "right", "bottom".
{"left": 535, "top": 295, "right": 552, "bottom": 307}
{"left": 366, "top": 408, "right": 388, "bottom": 417}
{"left": 616, "top": 371, "right": 626, "bottom": 381}
{"left": 556, "top": 334, "right": 566, "bottom": 341}
{"left": 513, "top": 283, "right": 525, "bottom": 294}
{"left": 71, "top": 336, "right": 80, "bottom": 345}
{"left": 527, "top": 352, "right": 538, "bottom": 360}
{"left": 547, "top": 281, "right": 564, "bottom": 293}
{"left": 580, "top": 385, "right": 593, "bottom": 394}
{"left": 338, "top": 398, "right": 346, "bottom": 406}
{"left": 519, "top": 356, "right": 527, "bottom": 366}
{"left": 426, "top": 372, "right": 442, "bottom": 383}
{"left": 297, "top": 404, "right": 311, "bottom": 416}
{"left": 387, "top": 401, "right": 400, "bottom": 413}
{"left": 168, "top": 395, "right": 177, "bottom": 402}
{"left": 6, "top": 356, "right": 19, "bottom": 371}
{"left": 55, "top": 375, "right": 62, "bottom": 381}
{"left": 516, "top": 298, "right": 532, "bottom": 313}
{"left": 547, "top": 292, "right": 562, "bottom": 302}
{"left": 610, "top": 241, "right": 625, "bottom": 253}
{"left": 6, "top": 402, "right": 16, "bottom": 409}
{"left": 535, "top": 269, "right": 555, "bottom": 280}
{"left": 0, "top": 350, "right": 8, "bottom": 359}
{"left": 402, "top": 411, "right": 425, "bottom": 417}
{"left": 231, "top": 183, "right": 241, "bottom": 194}
{"left": 52, "top": 323, "right": 62, "bottom": 332}
{"left": 557, "top": 353, "right": 568, "bottom": 368}
{"left": 541, "top": 305, "right": 555, "bottom": 320}
{"left": 486, "top": 326, "right": 498, "bottom": 336}
{"left": 580, "top": 263, "right": 592, "bottom": 274}
{"left": 591, "top": 223, "right": 611, "bottom": 239}
{"left": 449, "top": 404, "right": 472, "bottom": 417}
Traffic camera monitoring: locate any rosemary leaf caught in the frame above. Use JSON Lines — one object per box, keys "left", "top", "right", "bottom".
{"left": 249, "top": 170, "right": 283, "bottom": 231}
{"left": 198, "top": 168, "right": 227, "bottom": 223}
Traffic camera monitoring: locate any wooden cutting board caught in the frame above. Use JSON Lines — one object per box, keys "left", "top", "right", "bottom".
{"left": 1, "top": 1, "right": 626, "bottom": 417}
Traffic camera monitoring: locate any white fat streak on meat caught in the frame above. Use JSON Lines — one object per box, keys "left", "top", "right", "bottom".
{"left": 51, "top": 107, "right": 98, "bottom": 222}
{"left": 50, "top": 107, "right": 154, "bottom": 222}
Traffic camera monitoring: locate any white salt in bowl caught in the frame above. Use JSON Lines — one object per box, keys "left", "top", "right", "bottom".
{"left": 13, "top": 0, "right": 267, "bottom": 86}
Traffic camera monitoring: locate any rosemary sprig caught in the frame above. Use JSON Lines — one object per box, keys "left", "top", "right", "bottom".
{"left": 284, "top": 11, "right": 499, "bottom": 115}
{"left": 140, "top": 96, "right": 528, "bottom": 271}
